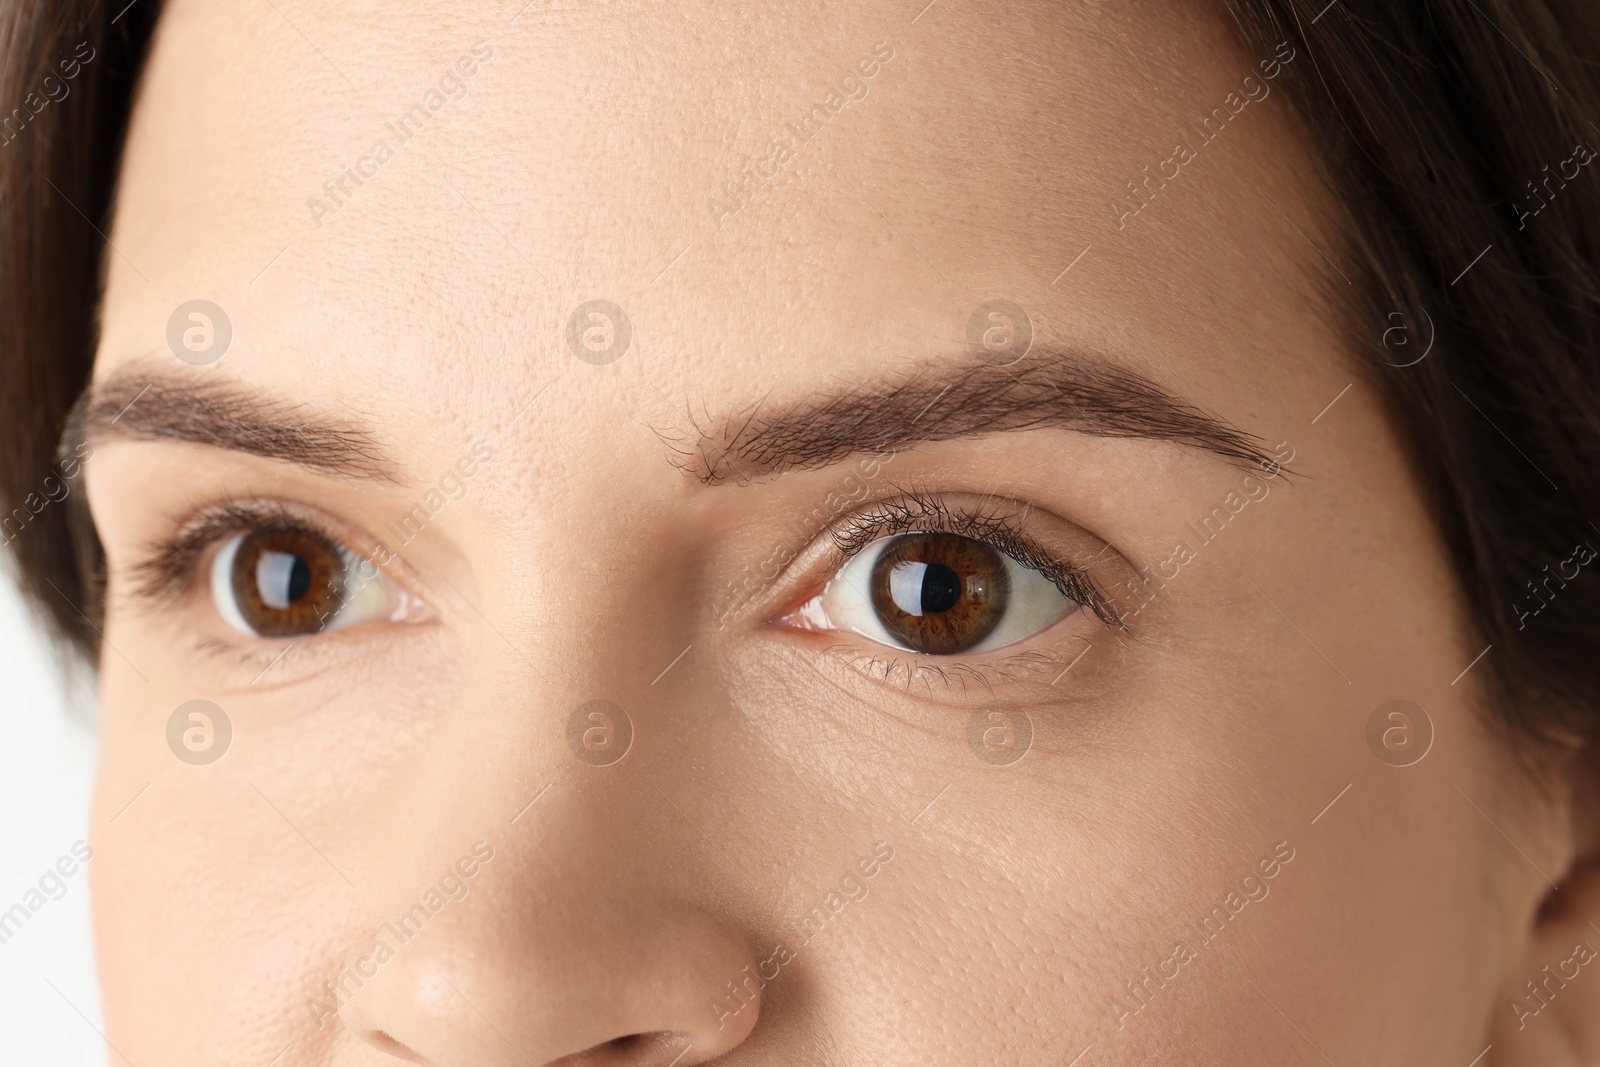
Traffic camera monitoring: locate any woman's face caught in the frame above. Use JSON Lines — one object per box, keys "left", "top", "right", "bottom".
{"left": 79, "top": 0, "right": 1586, "bottom": 1064}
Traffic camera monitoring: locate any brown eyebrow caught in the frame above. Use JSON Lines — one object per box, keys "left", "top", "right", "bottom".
{"left": 670, "top": 349, "right": 1278, "bottom": 484}
{"left": 62, "top": 367, "right": 398, "bottom": 482}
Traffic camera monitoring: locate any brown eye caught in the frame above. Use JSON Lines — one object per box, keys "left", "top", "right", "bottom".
{"left": 805, "top": 524, "right": 1079, "bottom": 656}
{"left": 868, "top": 532, "right": 1012, "bottom": 654}
{"left": 213, "top": 527, "right": 348, "bottom": 637}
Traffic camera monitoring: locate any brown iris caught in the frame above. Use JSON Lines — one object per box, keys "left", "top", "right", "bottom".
{"left": 869, "top": 532, "right": 1011, "bottom": 654}
{"left": 228, "top": 527, "right": 346, "bottom": 636}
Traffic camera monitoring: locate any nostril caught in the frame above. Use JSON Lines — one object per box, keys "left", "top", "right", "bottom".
{"left": 364, "top": 1029, "right": 431, "bottom": 1064}
{"left": 552, "top": 1031, "right": 693, "bottom": 1066}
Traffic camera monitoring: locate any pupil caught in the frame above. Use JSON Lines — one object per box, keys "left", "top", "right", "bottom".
{"left": 287, "top": 556, "right": 312, "bottom": 603}
{"left": 870, "top": 532, "right": 1011, "bottom": 655}
{"left": 256, "top": 549, "right": 314, "bottom": 610}
{"left": 231, "top": 528, "right": 345, "bottom": 637}
{"left": 920, "top": 563, "right": 961, "bottom": 613}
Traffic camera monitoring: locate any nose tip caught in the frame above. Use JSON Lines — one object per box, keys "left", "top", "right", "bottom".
{"left": 327, "top": 682, "right": 769, "bottom": 1066}
{"left": 336, "top": 901, "right": 766, "bottom": 1065}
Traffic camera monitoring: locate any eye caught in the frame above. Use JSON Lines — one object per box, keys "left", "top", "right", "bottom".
{"left": 795, "top": 530, "right": 1081, "bottom": 655}
{"left": 209, "top": 526, "right": 403, "bottom": 638}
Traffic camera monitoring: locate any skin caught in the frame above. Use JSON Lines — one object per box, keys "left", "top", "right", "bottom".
{"left": 77, "top": 0, "right": 1600, "bottom": 1064}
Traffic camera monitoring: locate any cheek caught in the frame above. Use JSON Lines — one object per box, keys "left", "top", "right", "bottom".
{"left": 87, "top": 621, "right": 471, "bottom": 1056}
{"left": 89, "top": 768, "right": 367, "bottom": 1057}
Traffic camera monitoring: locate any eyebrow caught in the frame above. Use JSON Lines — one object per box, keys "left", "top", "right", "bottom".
{"left": 673, "top": 348, "right": 1277, "bottom": 484}
{"left": 67, "top": 351, "right": 1272, "bottom": 488}
{"left": 63, "top": 368, "right": 398, "bottom": 482}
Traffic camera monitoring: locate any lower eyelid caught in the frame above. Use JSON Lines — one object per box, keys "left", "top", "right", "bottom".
{"left": 815, "top": 632, "right": 1090, "bottom": 694}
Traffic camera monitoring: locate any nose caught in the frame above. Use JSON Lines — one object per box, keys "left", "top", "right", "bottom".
{"left": 334, "top": 690, "right": 764, "bottom": 1065}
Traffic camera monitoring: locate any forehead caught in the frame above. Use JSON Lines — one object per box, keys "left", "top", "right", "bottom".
{"left": 101, "top": 0, "right": 1331, "bottom": 467}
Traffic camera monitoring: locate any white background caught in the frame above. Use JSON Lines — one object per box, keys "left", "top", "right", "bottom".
{"left": 0, "top": 563, "right": 105, "bottom": 1063}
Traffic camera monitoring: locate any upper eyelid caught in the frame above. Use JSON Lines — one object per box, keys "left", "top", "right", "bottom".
{"left": 827, "top": 487, "right": 1035, "bottom": 559}
{"left": 832, "top": 494, "right": 962, "bottom": 552}
{"left": 131, "top": 501, "right": 303, "bottom": 604}
{"left": 129, "top": 499, "right": 382, "bottom": 609}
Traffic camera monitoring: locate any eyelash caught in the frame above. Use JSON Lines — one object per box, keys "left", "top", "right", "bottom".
{"left": 129, "top": 489, "right": 1126, "bottom": 674}
{"left": 131, "top": 500, "right": 347, "bottom": 610}
{"left": 821, "top": 486, "right": 1126, "bottom": 630}
{"left": 784, "top": 489, "right": 1125, "bottom": 693}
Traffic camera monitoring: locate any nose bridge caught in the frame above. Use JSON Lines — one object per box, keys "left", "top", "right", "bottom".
{"left": 335, "top": 653, "right": 763, "bottom": 1065}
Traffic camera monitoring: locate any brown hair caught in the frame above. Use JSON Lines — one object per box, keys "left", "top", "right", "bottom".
{"left": 1, "top": 1, "right": 1597, "bottom": 750}
{"left": 1223, "top": 0, "right": 1600, "bottom": 752}
{"left": 0, "top": 0, "right": 162, "bottom": 647}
